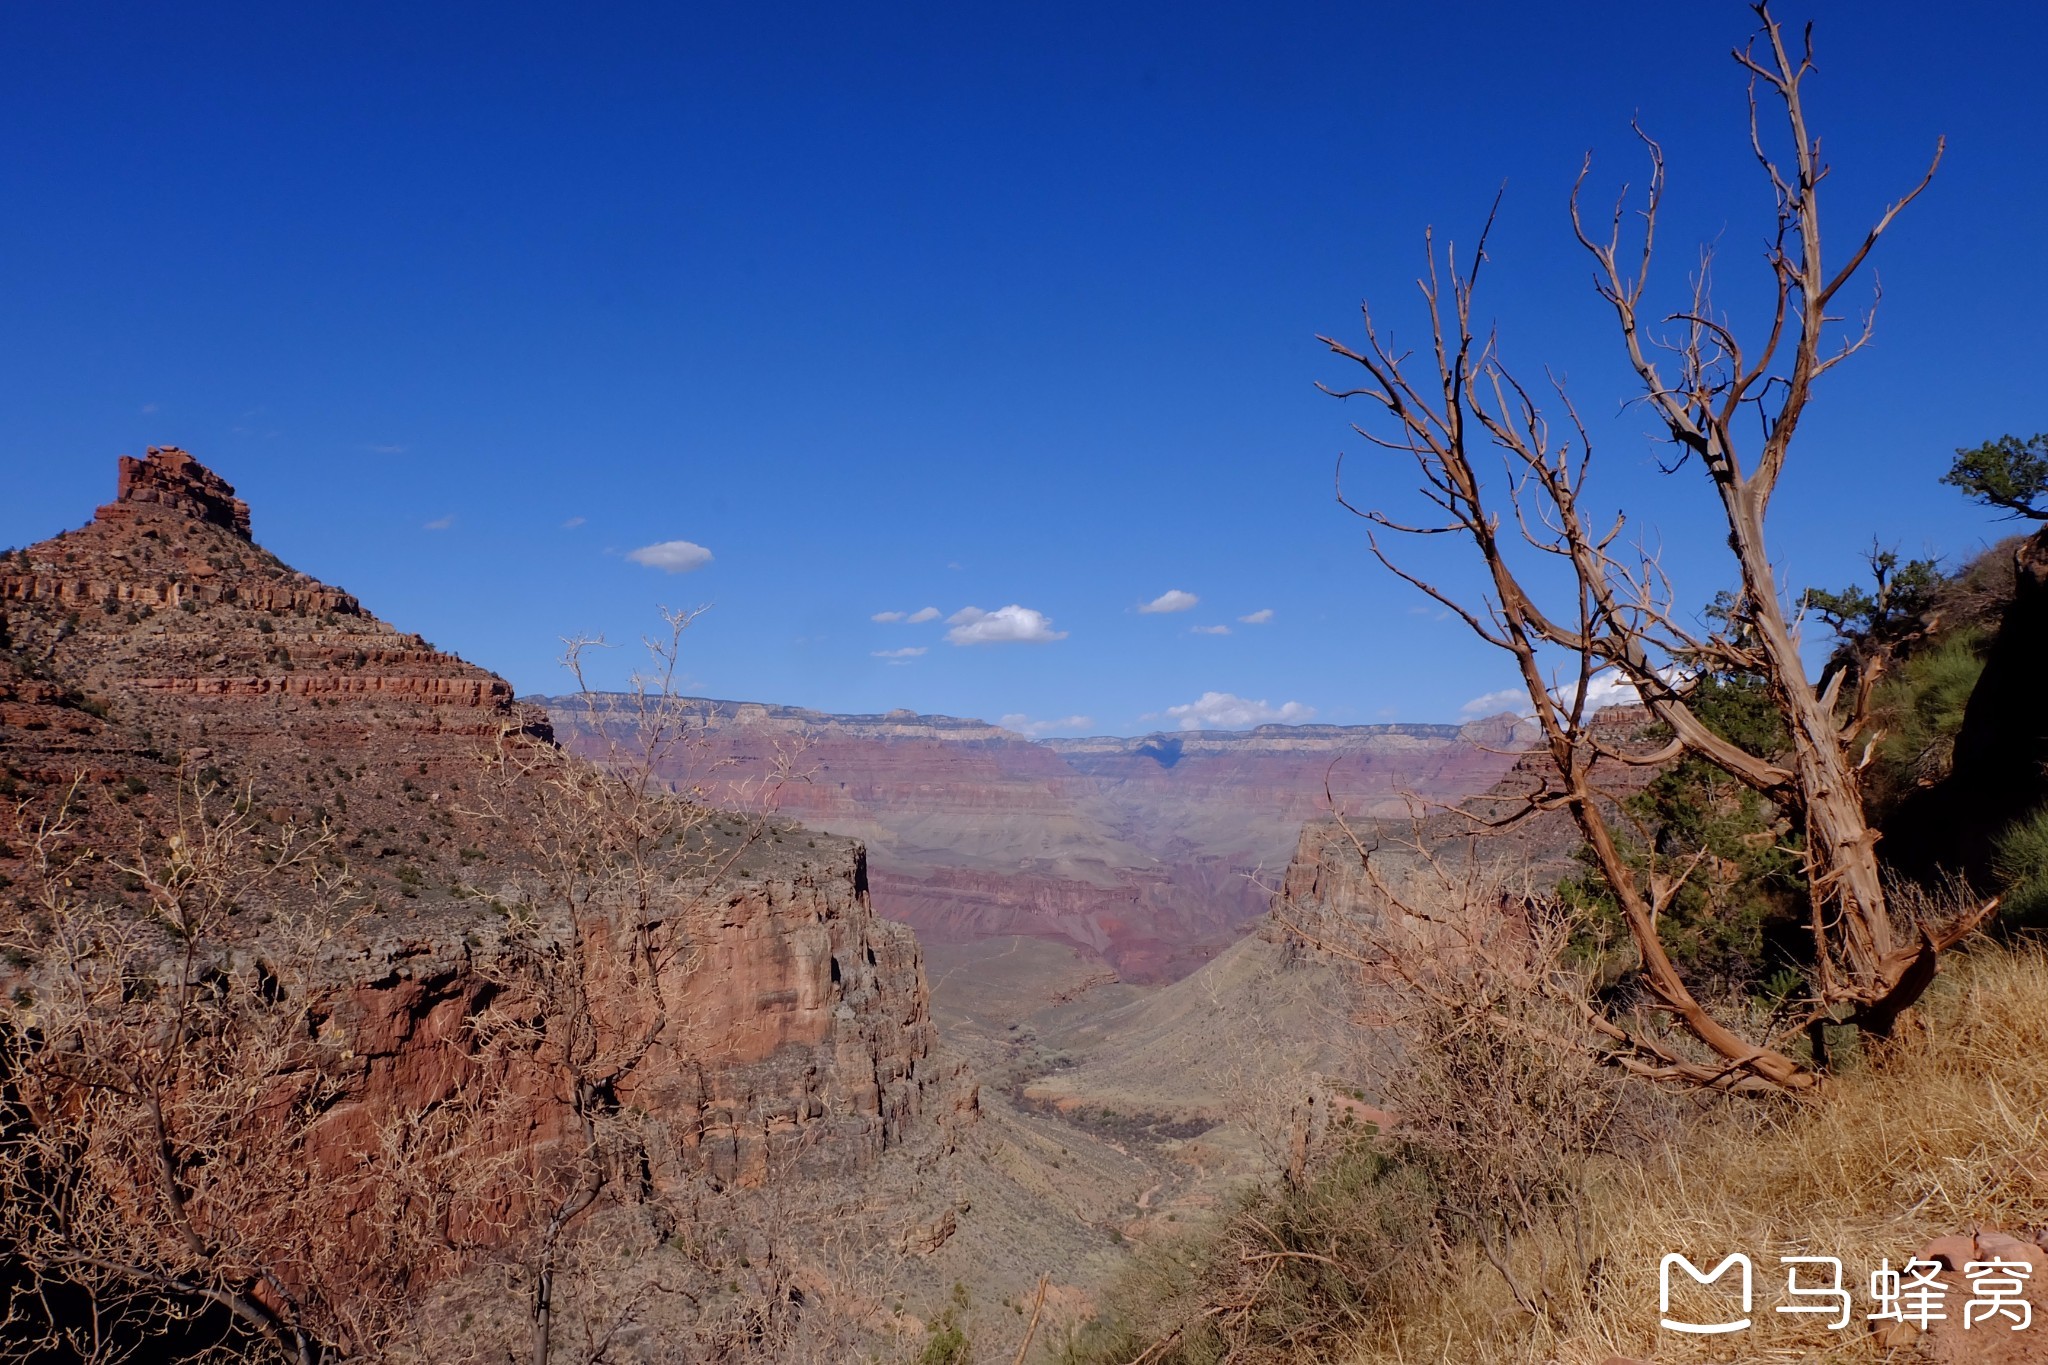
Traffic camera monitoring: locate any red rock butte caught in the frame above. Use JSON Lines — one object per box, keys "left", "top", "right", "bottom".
{"left": 101, "top": 445, "right": 253, "bottom": 540}
{"left": 1, "top": 449, "right": 954, "bottom": 1190}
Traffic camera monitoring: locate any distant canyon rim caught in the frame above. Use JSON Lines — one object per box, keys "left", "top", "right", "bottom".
{"left": 542, "top": 695, "right": 1535, "bottom": 988}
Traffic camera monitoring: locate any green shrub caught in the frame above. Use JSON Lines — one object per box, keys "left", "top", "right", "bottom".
{"left": 1992, "top": 805, "right": 2048, "bottom": 929}
{"left": 1561, "top": 673, "right": 1806, "bottom": 997}
{"left": 1058, "top": 1138, "right": 1434, "bottom": 1365}
{"left": 1861, "top": 627, "right": 1989, "bottom": 820}
{"left": 917, "top": 1305, "right": 972, "bottom": 1365}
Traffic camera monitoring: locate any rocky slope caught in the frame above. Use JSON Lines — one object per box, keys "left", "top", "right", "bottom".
{"left": 543, "top": 696, "right": 1531, "bottom": 983}
{"left": 1, "top": 447, "right": 550, "bottom": 887}
{"left": 0, "top": 448, "right": 942, "bottom": 1187}
{"left": 1271, "top": 704, "right": 1659, "bottom": 958}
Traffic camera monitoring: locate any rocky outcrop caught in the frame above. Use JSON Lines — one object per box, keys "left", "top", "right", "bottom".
{"left": 300, "top": 840, "right": 938, "bottom": 1191}
{"left": 1, "top": 449, "right": 941, "bottom": 1193}
{"left": 0, "top": 448, "right": 555, "bottom": 880}
{"left": 1270, "top": 818, "right": 1383, "bottom": 956}
{"left": 1268, "top": 706, "right": 1657, "bottom": 958}
{"left": 639, "top": 849, "right": 938, "bottom": 1183}
{"left": 100, "top": 445, "right": 252, "bottom": 539}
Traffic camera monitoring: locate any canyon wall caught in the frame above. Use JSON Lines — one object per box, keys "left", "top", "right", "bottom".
{"left": 546, "top": 697, "right": 1533, "bottom": 982}
{"left": 309, "top": 836, "right": 937, "bottom": 1190}
{"left": 0, "top": 448, "right": 942, "bottom": 1187}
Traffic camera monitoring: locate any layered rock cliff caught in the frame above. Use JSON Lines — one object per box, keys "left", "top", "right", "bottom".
{"left": 307, "top": 835, "right": 936, "bottom": 1189}
{"left": 0, "top": 448, "right": 941, "bottom": 1186}
{"left": 543, "top": 697, "right": 1533, "bottom": 981}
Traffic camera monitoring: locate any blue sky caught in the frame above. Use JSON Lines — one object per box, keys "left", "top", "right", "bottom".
{"left": 3, "top": 2, "right": 2043, "bottom": 734}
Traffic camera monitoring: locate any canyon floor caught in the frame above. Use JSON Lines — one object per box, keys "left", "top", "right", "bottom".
{"left": 542, "top": 694, "right": 1530, "bottom": 1341}
{"left": 857, "top": 927, "right": 1361, "bottom": 1352}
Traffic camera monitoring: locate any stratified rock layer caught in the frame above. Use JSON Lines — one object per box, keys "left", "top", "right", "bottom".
{"left": 543, "top": 698, "right": 1533, "bottom": 982}
{"left": 0, "top": 448, "right": 939, "bottom": 1185}
{"left": 302, "top": 839, "right": 937, "bottom": 1190}
{"left": 104, "top": 445, "right": 252, "bottom": 539}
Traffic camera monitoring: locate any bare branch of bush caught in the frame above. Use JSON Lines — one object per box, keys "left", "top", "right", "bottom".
{"left": 0, "top": 779, "right": 412, "bottom": 1363}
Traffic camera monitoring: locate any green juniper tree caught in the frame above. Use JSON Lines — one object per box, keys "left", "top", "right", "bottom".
{"left": 1943, "top": 434, "right": 2048, "bottom": 520}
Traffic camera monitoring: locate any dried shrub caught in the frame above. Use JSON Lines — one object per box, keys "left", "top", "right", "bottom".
{"left": 0, "top": 780, "right": 422, "bottom": 1363}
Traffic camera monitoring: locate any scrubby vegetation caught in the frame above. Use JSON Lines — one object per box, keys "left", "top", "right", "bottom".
{"left": 1059, "top": 944, "right": 2048, "bottom": 1364}
{"left": 1050, "top": 445, "right": 2048, "bottom": 1360}
{"left": 1992, "top": 806, "right": 2048, "bottom": 928}
{"left": 1056, "top": 1140, "right": 1436, "bottom": 1365}
{"left": 1861, "top": 627, "right": 1988, "bottom": 817}
{"left": 1552, "top": 524, "right": 2033, "bottom": 1007}
{"left": 1558, "top": 674, "right": 1806, "bottom": 1001}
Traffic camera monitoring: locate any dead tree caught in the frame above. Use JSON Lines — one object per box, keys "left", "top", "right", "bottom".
{"left": 1319, "top": 4, "right": 1980, "bottom": 1091}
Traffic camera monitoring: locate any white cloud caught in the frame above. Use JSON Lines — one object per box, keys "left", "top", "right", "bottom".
{"left": 422, "top": 514, "right": 454, "bottom": 531}
{"left": 561, "top": 516, "right": 586, "bottom": 529}
{"left": 1460, "top": 688, "right": 1535, "bottom": 718}
{"left": 140, "top": 402, "right": 159, "bottom": 414}
{"left": 871, "top": 646, "right": 927, "bottom": 659}
{"left": 946, "top": 604, "right": 1067, "bottom": 645}
{"left": 1139, "top": 589, "right": 1200, "bottom": 614}
{"left": 1459, "top": 670, "right": 1649, "bottom": 719}
{"left": 368, "top": 443, "right": 407, "bottom": 455}
{"left": 872, "top": 606, "right": 941, "bottom": 624}
{"left": 1190, "top": 624, "right": 1232, "bottom": 635}
{"left": 1238, "top": 608, "right": 1274, "bottom": 625}
{"left": 1163, "top": 691, "right": 1315, "bottom": 730}
{"left": 1578, "top": 672, "right": 1642, "bottom": 711}
{"left": 871, "top": 610, "right": 906, "bottom": 623}
{"left": 627, "top": 539, "right": 713, "bottom": 573}
{"left": 1000, "top": 713, "right": 1093, "bottom": 737}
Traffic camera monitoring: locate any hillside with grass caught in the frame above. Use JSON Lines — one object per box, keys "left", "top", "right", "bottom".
{"left": 1058, "top": 944, "right": 2048, "bottom": 1364}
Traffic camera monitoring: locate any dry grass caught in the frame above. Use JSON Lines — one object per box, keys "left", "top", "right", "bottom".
{"left": 1343, "top": 943, "right": 2048, "bottom": 1364}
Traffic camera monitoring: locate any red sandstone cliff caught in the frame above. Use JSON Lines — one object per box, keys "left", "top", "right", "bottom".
{"left": 544, "top": 696, "right": 1531, "bottom": 981}
{"left": 302, "top": 838, "right": 937, "bottom": 1190}
{"left": 0, "top": 449, "right": 943, "bottom": 1186}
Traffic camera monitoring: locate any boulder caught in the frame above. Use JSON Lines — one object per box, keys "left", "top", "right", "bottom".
{"left": 1905, "top": 1229, "right": 2048, "bottom": 1364}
